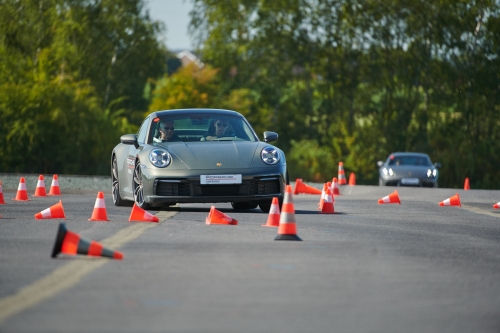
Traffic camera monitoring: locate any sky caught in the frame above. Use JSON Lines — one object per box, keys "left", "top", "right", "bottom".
{"left": 145, "top": 0, "right": 194, "bottom": 52}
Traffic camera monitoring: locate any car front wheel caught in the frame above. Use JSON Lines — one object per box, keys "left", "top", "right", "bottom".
{"left": 133, "top": 161, "right": 151, "bottom": 210}
{"left": 112, "top": 156, "right": 126, "bottom": 206}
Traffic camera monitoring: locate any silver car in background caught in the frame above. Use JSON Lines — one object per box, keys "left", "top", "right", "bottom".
{"left": 377, "top": 152, "right": 441, "bottom": 187}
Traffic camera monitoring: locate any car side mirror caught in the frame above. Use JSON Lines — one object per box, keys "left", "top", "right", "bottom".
{"left": 434, "top": 162, "right": 442, "bottom": 168}
{"left": 120, "top": 134, "right": 139, "bottom": 148}
{"left": 377, "top": 161, "right": 384, "bottom": 168}
{"left": 263, "top": 131, "right": 278, "bottom": 143}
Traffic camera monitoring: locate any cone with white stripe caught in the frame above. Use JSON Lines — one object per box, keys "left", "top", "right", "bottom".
{"left": 493, "top": 202, "right": 500, "bottom": 209}
{"left": 13, "top": 177, "right": 29, "bottom": 201}
{"left": 262, "top": 197, "right": 281, "bottom": 227}
{"left": 318, "top": 183, "right": 327, "bottom": 210}
{"left": 33, "top": 175, "right": 47, "bottom": 197}
{"left": 378, "top": 190, "right": 401, "bottom": 204}
{"left": 35, "top": 200, "right": 66, "bottom": 219}
{"left": 129, "top": 203, "right": 159, "bottom": 222}
{"left": 321, "top": 186, "right": 336, "bottom": 214}
{"left": 439, "top": 193, "right": 461, "bottom": 207}
{"left": 338, "top": 162, "right": 347, "bottom": 185}
{"left": 331, "top": 177, "right": 340, "bottom": 196}
{"left": 48, "top": 174, "right": 61, "bottom": 196}
{"left": 0, "top": 180, "right": 5, "bottom": 204}
{"left": 88, "top": 192, "right": 109, "bottom": 221}
{"left": 275, "top": 185, "right": 302, "bottom": 241}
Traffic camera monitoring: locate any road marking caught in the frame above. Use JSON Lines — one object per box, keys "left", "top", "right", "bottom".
{"left": 461, "top": 205, "right": 500, "bottom": 219}
{"left": 0, "top": 211, "right": 177, "bottom": 324}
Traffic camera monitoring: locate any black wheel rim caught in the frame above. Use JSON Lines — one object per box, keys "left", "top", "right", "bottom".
{"left": 133, "top": 162, "right": 145, "bottom": 206}
{"left": 112, "top": 158, "right": 119, "bottom": 203}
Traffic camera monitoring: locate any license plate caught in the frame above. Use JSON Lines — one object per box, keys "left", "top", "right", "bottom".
{"left": 201, "top": 174, "right": 242, "bottom": 184}
{"left": 401, "top": 178, "right": 419, "bottom": 185}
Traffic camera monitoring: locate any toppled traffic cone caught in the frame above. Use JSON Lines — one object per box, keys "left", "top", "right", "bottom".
{"left": 493, "top": 202, "right": 500, "bottom": 209}
{"left": 35, "top": 200, "right": 66, "bottom": 219}
{"left": 331, "top": 177, "right": 340, "bottom": 196}
{"left": 48, "top": 174, "right": 61, "bottom": 196}
{"left": 51, "top": 223, "right": 123, "bottom": 259}
{"left": 129, "top": 203, "right": 159, "bottom": 222}
{"left": 88, "top": 192, "right": 109, "bottom": 221}
{"left": 206, "top": 206, "right": 238, "bottom": 225}
{"left": 33, "top": 175, "right": 47, "bottom": 197}
{"left": 321, "top": 186, "right": 336, "bottom": 214}
{"left": 464, "top": 178, "right": 470, "bottom": 190}
{"left": 378, "top": 190, "right": 401, "bottom": 204}
{"left": 439, "top": 193, "right": 461, "bottom": 207}
{"left": 348, "top": 173, "right": 356, "bottom": 186}
{"left": 262, "top": 197, "right": 280, "bottom": 227}
{"left": 0, "top": 180, "right": 5, "bottom": 204}
{"left": 13, "top": 177, "right": 29, "bottom": 201}
{"left": 275, "top": 185, "right": 302, "bottom": 241}
{"left": 293, "top": 178, "right": 322, "bottom": 195}
{"left": 338, "top": 162, "right": 347, "bottom": 185}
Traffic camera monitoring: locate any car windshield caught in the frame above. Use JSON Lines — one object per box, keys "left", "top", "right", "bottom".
{"left": 148, "top": 113, "right": 259, "bottom": 144}
{"left": 388, "top": 155, "right": 432, "bottom": 166}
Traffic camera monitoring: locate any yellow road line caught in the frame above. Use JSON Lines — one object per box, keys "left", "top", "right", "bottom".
{"left": 461, "top": 205, "right": 500, "bottom": 219}
{"left": 0, "top": 211, "right": 177, "bottom": 323}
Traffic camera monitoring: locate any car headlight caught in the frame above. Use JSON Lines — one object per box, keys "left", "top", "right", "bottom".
{"left": 382, "top": 168, "right": 394, "bottom": 176}
{"left": 427, "top": 169, "right": 437, "bottom": 178}
{"left": 261, "top": 147, "right": 280, "bottom": 165}
{"left": 149, "top": 149, "right": 171, "bottom": 168}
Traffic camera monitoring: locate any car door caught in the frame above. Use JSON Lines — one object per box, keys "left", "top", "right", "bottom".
{"left": 126, "top": 116, "right": 150, "bottom": 191}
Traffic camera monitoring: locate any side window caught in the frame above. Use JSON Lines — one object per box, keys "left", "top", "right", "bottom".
{"left": 137, "top": 117, "right": 150, "bottom": 144}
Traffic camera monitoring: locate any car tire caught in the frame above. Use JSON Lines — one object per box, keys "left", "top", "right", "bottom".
{"left": 133, "top": 160, "right": 152, "bottom": 210}
{"left": 378, "top": 177, "right": 385, "bottom": 186}
{"left": 112, "top": 156, "right": 126, "bottom": 206}
{"left": 231, "top": 202, "right": 258, "bottom": 210}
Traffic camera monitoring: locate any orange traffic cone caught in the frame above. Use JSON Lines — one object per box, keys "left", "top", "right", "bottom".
{"left": 464, "top": 178, "right": 470, "bottom": 190}
{"left": 293, "top": 178, "right": 322, "bottom": 195}
{"left": 13, "top": 177, "right": 29, "bottom": 201}
{"left": 51, "top": 223, "right": 123, "bottom": 259}
{"left": 33, "top": 175, "right": 47, "bottom": 197}
{"left": 321, "top": 186, "right": 336, "bottom": 214}
{"left": 262, "top": 197, "right": 280, "bottom": 227}
{"left": 493, "top": 202, "right": 500, "bottom": 209}
{"left": 129, "top": 203, "right": 159, "bottom": 222}
{"left": 338, "top": 162, "right": 347, "bottom": 185}
{"left": 318, "top": 183, "right": 327, "bottom": 210}
{"left": 88, "top": 192, "right": 109, "bottom": 221}
{"left": 35, "top": 200, "right": 66, "bottom": 219}
{"left": 48, "top": 174, "right": 61, "bottom": 196}
{"left": 439, "top": 193, "right": 461, "bottom": 207}
{"left": 0, "top": 180, "right": 5, "bottom": 204}
{"left": 206, "top": 206, "right": 238, "bottom": 225}
{"left": 331, "top": 177, "right": 340, "bottom": 195}
{"left": 378, "top": 190, "right": 401, "bottom": 204}
{"left": 275, "top": 185, "right": 302, "bottom": 241}
{"left": 348, "top": 173, "right": 356, "bottom": 186}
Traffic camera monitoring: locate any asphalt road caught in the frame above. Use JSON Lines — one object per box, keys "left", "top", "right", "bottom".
{"left": 1, "top": 183, "right": 500, "bottom": 333}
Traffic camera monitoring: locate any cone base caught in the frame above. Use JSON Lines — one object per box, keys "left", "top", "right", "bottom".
{"left": 274, "top": 234, "right": 302, "bottom": 241}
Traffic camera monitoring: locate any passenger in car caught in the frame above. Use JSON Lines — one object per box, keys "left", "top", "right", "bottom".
{"left": 158, "top": 120, "right": 181, "bottom": 142}
{"left": 202, "top": 118, "right": 233, "bottom": 141}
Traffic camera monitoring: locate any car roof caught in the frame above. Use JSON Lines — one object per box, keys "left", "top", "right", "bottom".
{"left": 149, "top": 109, "right": 244, "bottom": 118}
{"left": 388, "top": 152, "right": 430, "bottom": 157}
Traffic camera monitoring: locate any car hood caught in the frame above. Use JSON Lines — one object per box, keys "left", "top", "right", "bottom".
{"left": 161, "top": 141, "right": 261, "bottom": 169}
{"left": 389, "top": 165, "right": 432, "bottom": 178}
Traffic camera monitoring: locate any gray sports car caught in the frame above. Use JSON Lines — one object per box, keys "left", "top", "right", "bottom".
{"left": 377, "top": 152, "right": 441, "bottom": 187}
{"left": 111, "top": 109, "right": 287, "bottom": 212}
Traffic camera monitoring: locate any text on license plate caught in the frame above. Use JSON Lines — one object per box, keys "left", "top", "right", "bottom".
{"left": 201, "top": 174, "right": 242, "bottom": 184}
{"left": 401, "top": 178, "right": 419, "bottom": 185}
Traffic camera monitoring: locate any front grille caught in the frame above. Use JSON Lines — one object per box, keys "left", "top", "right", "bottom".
{"left": 155, "top": 181, "right": 191, "bottom": 196}
{"left": 154, "top": 177, "right": 281, "bottom": 197}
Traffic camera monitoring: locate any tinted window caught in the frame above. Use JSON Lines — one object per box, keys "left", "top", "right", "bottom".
{"left": 388, "top": 155, "right": 432, "bottom": 166}
{"left": 137, "top": 117, "right": 150, "bottom": 143}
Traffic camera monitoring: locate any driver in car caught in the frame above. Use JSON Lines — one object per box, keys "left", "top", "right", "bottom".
{"left": 204, "top": 118, "right": 233, "bottom": 141}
